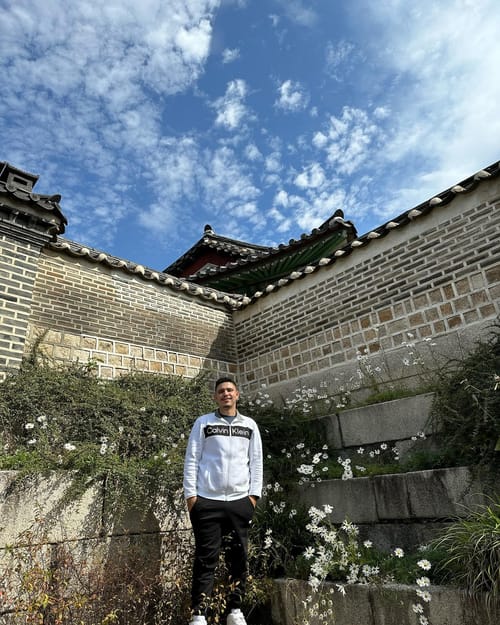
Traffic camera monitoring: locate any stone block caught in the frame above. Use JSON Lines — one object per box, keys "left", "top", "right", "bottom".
{"left": 405, "top": 467, "right": 487, "bottom": 519}
{"left": 338, "top": 393, "right": 435, "bottom": 447}
{"left": 313, "top": 413, "right": 342, "bottom": 448}
{"left": 0, "top": 471, "right": 104, "bottom": 545}
{"left": 372, "top": 473, "right": 410, "bottom": 520}
{"left": 299, "top": 477, "right": 378, "bottom": 523}
{"left": 357, "top": 521, "right": 449, "bottom": 552}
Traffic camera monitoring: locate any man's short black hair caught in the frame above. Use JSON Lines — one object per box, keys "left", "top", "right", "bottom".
{"left": 214, "top": 376, "right": 238, "bottom": 391}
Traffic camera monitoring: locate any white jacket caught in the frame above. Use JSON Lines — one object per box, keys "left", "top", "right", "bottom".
{"left": 183, "top": 410, "right": 263, "bottom": 501}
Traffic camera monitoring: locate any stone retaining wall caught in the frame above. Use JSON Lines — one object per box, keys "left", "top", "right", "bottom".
{"left": 0, "top": 471, "right": 189, "bottom": 621}
{"left": 271, "top": 579, "right": 500, "bottom": 625}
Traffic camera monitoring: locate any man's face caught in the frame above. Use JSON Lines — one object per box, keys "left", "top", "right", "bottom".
{"left": 214, "top": 382, "right": 240, "bottom": 414}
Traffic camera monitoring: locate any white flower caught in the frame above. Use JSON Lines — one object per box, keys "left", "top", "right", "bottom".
{"left": 323, "top": 504, "right": 333, "bottom": 514}
{"left": 419, "top": 616, "right": 429, "bottom": 625}
{"left": 380, "top": 443, "right": 388, "bottom": 450}
{"left": 336, "top": 584, "right": 346, "bottom": 595}
{"left": 416, "top": 589, "right": 432, "bottom": 602}
{"left": 24, "top": 422, "right": 35, "bottom": 430}
{"left": 27, "top": 438, "right": 37, "bottom": 445}
{"left": 37, "top": 415, "right": 47, "bottom": 423}
{"left": 63, "top": 443, "right": 76, "bottom": 452}
{"left": 304, "top": 547, "right": 315, "bottom": 560}
{"left": 363, "top": 540, "right": 373, "bottom": 548}
{"left": 417, "top": 559, "right": 432, "bottom": 570}
{"left": 393, "top": 547, "right": 404, "bottom": 558}
{"left": 412, "top": 603, "right": 424, "bottom": 614}
{"left": 416, "top": 576, "right": 430, "bottom": 587}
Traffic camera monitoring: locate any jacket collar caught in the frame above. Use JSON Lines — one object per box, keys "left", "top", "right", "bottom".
{"left": 215, "top": 408, "right": 242, "bottom": 421}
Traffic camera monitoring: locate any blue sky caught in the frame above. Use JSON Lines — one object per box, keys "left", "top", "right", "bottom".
{"left": 2, "top": 0, "right": 500, "bottom": 271}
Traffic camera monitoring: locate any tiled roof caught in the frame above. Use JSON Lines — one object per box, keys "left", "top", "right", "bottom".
{"left": 188, "top": 211, "right": 354, "bottom": 283}
{"left": 163, "top": 223, "right": 270, "bottom": 276}
{"left": 0, "top": 161, "right": 67, "bottom": 233}
{"left": 41, "top": 158, "right": 500, "bottom": 310}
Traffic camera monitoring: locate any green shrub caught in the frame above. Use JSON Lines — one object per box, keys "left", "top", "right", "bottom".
{"left": 430, "top": 321, "right": 500, "bottom": 474}
{"left": 431, "top": 499, "right": 500, "bottom": 597}
{"left": 0, "top": 361, "right": 214, "bottom": 512}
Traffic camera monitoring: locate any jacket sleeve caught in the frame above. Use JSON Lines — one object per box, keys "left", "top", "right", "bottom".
{"left": 183, "top": 417, "right": 204, "bottom": 499}
{"left": 249, "top": 420, "right": 263, "bottom": 498}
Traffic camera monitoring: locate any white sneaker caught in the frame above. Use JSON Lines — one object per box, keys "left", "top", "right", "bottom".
{"left": 189, "top": 616, "right": 207, "bottom": 625}
{"left": 227, "top": 609, "right": 247, "bottom": 625}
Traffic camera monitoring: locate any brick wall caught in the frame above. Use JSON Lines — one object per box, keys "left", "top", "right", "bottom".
{"left": 0, "top": 237, "right": 42, "bottom": 376}
{"left": 234, "top": 180, "right": 500, "bottom": 396}
{"left": 2, "top": 167, "right": 499, "bottom": 398}
{"left": 26, "top": 250, "right": 238, "bottom": 379}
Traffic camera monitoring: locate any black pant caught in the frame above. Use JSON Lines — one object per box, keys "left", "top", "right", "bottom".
{"left": 189, "top": 496, "right": 255, "bottom": 615}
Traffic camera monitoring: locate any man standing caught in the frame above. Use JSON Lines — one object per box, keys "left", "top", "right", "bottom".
{"left": 184, "top": 377, "right": 263, "bottom": 625}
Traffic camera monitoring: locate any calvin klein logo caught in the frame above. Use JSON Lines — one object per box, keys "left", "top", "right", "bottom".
{"left": 204, "top": 425, "right": 252, "bottom": 439}
{"left": 205, "top": 425, "right": 230, "bottom": 437}
{"left": 231, "top": 426, "right": 251, "bottom": 439}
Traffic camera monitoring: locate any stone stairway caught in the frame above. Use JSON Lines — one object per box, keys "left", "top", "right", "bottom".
{"left": 269, "top": 394, "right": 497, "bottom": 625}
{"left": 300, "top": 393, "right": 487, "bottom": 551}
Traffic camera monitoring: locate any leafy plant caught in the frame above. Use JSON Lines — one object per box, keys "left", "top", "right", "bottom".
{"left": 430, "top": 499, "right": 500, "bottom": 597}
{"left": 430, "top": 321, "right": 500, "bottom": 474}
{"left": 0, "top": 360, "right": 215, "bottom": 520}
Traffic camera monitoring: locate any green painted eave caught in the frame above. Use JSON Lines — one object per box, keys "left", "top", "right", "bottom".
{"left": 200, "top": 230, "right": 348, "bottom": 295}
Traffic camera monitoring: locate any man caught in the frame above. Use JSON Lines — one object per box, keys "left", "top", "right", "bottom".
{"left": 183, "top": 377, "right": 263, "bottom": 625}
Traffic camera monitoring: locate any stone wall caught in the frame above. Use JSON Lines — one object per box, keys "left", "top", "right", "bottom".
{"left": 0, "top": 470, "right": 190, "bottom": 622}
{"left": 234, "top": 178, "right": 500, "bottom": 396}
{"left": 26, "top": 248, "right": 238, "bottom": 379}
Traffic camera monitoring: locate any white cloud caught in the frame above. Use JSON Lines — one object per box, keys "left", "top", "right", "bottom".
{"left": 202, "top": 146, "right": 260, "bottom": 213}
{"left": 313, "top": 107, "right": 382, "bottom": 176}
{"left": 274, "top": 0, "right": 317, "bottom": 27}
{"left": 325, "top": 40, "right": 356, "bottom": 79}
{"left": 294, "top": 162, "right": 325, "bottom": 189}
{"left": 330, "top": 0, "right": 500, "bottom": 227}
{"left": 174, "top": 19, "right": 212, "bottom": 63}
{"left": 275, "top": 80, "right": 309, "bottom": 112}
{"left": 274, "top": 189, "right": 289, "bottom": 208}
{"left": 265, "top": 152, "right": 283, "bottom": 173}
{"left": 245, "top": 144, "right": 262, "bottom": 161}
{"left": 213, "top": 79, "right": 251, "bottom": 130}
{"left": 269, "top": 14, "right": 280, "bottom": 28}
{"left": 222, "top": 47, "right": 240, "bottom": 63}
{"left": 0, "top": 0, "right": 221, "bottom": 252}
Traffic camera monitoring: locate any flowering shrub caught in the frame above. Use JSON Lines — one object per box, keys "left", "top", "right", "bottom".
{"left": 430, "top": 321, "right": 500, "bottom": 474}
